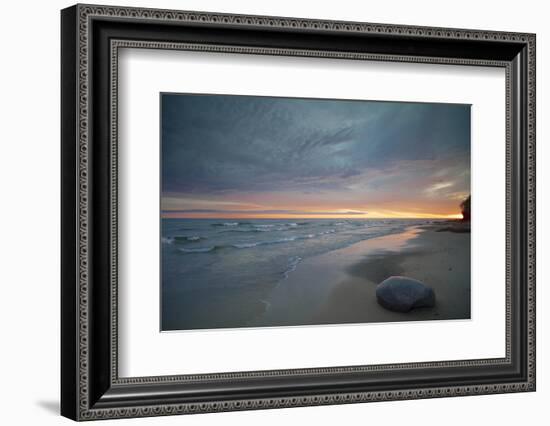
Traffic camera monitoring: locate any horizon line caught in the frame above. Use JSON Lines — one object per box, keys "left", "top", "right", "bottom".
{"left": 161, "top": 215, "right": 463, "bottom": 220}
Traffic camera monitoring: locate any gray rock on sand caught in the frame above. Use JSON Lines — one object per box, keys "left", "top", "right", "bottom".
{"left": 376, "top": 276, "right": 435, "bottom": 313}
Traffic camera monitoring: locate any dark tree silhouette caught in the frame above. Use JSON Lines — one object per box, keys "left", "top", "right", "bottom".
{"left": 460, "top": 195, "right": 471, "bottom": 222}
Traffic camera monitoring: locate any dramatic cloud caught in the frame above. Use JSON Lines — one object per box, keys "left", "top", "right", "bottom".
{"left": 161, "top": 94, "right": 470, "bottom": 218}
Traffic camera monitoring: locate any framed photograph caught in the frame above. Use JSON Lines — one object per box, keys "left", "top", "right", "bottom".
{"left": 61, "top": 4, "right": 536, "bottom": 421}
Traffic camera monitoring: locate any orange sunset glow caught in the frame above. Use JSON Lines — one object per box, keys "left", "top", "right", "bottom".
{"left": 161, "top": 211, "right": 462, "bottom": 219}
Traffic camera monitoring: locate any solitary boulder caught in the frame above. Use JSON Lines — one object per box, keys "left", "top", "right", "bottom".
{"left": 376, "top": 276, "right": 435, "bottom": 312}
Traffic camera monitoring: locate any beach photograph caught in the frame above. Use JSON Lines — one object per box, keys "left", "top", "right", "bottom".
{"left": 160, "top": 93, "right": 471, "bottom": 331}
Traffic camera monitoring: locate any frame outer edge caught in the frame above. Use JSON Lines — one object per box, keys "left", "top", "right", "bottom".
{"left": 76, "top": 2, "right": 91, "bottom": 420}
{"left": 67, "top": 4, "right": 536, "bottom": 421}
{"left": 61, "top": 4, "right": 80, "bottom": 422}
{"left": 527, "top": 34, "right": 536, "bottom": 390}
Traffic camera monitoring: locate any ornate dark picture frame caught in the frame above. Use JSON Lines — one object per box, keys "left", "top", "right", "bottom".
{"left": 61, "top": 4, "right": 536, "bottom": 421}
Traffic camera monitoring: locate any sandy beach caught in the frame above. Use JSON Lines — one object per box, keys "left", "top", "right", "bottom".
{"left": 254, "top": 224, "right": 471, "bottom": 327}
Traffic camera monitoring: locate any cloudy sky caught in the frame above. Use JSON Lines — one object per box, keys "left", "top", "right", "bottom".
{"left": 161, "top": 93, "right": 470, "bottom": 219}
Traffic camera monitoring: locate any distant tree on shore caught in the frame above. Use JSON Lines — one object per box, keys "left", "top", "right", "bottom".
{"left": 460, "top": 195, "right": 471, "bottom": 222}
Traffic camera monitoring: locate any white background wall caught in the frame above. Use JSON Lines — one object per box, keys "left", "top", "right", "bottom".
{"left": 0, "top": 0, "right": 546, "bottom": 424}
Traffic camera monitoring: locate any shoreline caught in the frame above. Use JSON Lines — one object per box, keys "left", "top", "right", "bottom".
{"left": 251, "top": 224, "right": 470, "bottom": 327}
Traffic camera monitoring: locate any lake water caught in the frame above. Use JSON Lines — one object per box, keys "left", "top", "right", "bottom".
{"left": 161, "top": 218, "right": 437, "bottom": 330}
